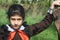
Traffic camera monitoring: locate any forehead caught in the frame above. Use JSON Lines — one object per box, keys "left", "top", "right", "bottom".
{"left": 10, "top": 15, "right": 22, "bottom": 18}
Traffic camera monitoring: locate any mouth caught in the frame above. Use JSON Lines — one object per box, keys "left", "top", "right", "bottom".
{"left": 14, "top": 24, "right": 18, "bottom": 27}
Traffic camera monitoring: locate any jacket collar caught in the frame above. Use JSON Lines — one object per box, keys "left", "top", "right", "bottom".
{"left": 6, "top": 24, "right": 25, "bottom": 32}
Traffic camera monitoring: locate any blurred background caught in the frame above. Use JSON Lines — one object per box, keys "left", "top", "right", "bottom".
{"left": 0, "top": 0, "right": 58, "bottom": 40}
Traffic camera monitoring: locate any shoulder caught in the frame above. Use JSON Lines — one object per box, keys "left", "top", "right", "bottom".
{"left": 23, "top": 24, "right": 31, "bottom": 37}
{"left": 0, "top": 25, "right": 8, "bottom": 33}
{"left": 0, "top": 25, "right": 10, "bottom": 40}
{"left": 0, "top": 25, "right": 9, "bottom": 35}
{"left": 0, "top": 25, "right": 8, "bottom": 30}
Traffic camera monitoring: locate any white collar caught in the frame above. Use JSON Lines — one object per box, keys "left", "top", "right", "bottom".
{"left": 6, "top": 24, "right": 25, "bottom": 32}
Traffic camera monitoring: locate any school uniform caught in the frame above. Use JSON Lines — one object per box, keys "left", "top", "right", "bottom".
{"left": 0, "top": 13, "right": 54, "bottom": 40}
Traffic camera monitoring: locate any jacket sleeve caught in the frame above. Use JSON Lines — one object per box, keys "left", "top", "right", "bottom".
{"left": 29, "top": 13, "right": 54, "bottom": 36}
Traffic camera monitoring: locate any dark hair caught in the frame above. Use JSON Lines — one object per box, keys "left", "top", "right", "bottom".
{"left": 7, "top": 4, "right": 25, "bottom": 20}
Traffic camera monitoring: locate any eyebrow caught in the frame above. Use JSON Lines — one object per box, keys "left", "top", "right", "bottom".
{"left": 11, "top": 18, "right": 22, "bottom": 20}
{"left": 11, "top": 18, "right": 15, "bottom": 20}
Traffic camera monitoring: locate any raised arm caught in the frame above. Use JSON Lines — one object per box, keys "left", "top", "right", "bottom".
{"left": 29, "top": 0, "right": 60, "bottom": 36}
{"left": 29, "top": 13, "right": 54, "bottom": 36}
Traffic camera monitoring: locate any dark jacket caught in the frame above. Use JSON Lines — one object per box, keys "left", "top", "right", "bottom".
{"left": 0, "top": 13, "right": 54, "bottom": 40}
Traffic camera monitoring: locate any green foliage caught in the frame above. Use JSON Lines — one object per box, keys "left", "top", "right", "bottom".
{"left": 0, "top": 8, "right": 8, "bottom": 25}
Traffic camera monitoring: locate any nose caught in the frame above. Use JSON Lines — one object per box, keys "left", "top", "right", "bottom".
{"left": 15, "top": 20, "right": 18, "bottom": 24}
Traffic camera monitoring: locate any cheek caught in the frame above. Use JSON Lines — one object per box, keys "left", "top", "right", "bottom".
{"left": 18, "top": 20, "right": 23, "bottom": 25}
{"left": 10, "top": 20, "right": 15, "bottom": 25}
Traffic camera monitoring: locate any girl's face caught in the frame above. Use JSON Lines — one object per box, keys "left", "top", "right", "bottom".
{"left": 10, "top": 15, "right": 23, "bottom": 29}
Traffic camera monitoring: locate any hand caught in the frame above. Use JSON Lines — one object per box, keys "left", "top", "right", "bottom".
{"left": 50, "top": 0, "right": 60, "bottom": 9}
